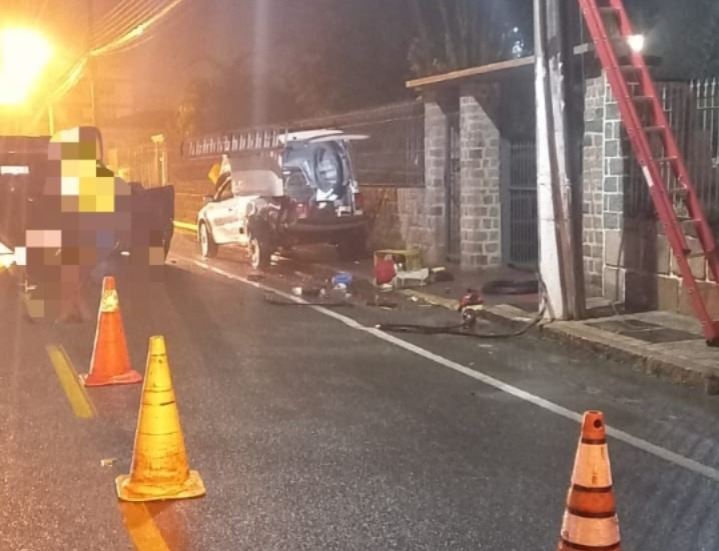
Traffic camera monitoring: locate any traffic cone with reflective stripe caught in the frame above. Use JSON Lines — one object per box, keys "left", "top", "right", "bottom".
{"left": 557, "top": 411, "right": 621, "bottom": 551}
{"left": 81, "top": 276, "right": 142, "bottom": 386}
{"left": 116, "top": 336, "right": 205, "bottom": 502}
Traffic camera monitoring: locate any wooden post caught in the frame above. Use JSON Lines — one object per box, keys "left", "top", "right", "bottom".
{"left": 534, "top": 0, "right": 586, "bottom": 320}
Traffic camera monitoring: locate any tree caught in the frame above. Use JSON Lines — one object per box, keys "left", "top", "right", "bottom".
{"left": 174, "top": 0, "right": 413, "bottom": 133}
{"left": 647, "top": 0, "right": 719, "bottom": 78}
{"left": 408, "top": 0, "right": 534, "bottom": 77}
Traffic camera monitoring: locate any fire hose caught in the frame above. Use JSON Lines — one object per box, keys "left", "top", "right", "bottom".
{"left": 375, "top": 273, "right": 550, "bottom": 339}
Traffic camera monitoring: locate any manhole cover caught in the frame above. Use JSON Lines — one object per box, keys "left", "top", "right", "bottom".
{"left": 587, "top": 318, "right": 701, "bottom": 344}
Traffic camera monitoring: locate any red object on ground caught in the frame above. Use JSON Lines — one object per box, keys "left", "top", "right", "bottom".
{"left": 458, "top": 291, "right": 484, "bottom": 311}
{"left": 374, "top": 256, "right": 396, "bottom": 285}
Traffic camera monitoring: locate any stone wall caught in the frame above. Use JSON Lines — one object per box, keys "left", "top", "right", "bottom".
{"left": 582, "top": 71, "right": 605, "bottom": 293}
{"left": 459, "top": 82, "right": 501, "bottom": 268}
{"left": 413, "top": 97, "right": 449, "bottom": 264}
{"left": 581, "top": 71, "right": 719, "bottom": 317}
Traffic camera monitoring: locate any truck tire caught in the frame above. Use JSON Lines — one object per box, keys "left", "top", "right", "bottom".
{"left": 199, "top": 222, "right": 218, "bottom": 258}
{"left": 249, "top": 235, "right": 271, "bottom": 270}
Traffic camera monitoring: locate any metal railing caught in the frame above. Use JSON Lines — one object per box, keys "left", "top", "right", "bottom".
{"left": 110, "top": 144, "right": 166, "bottom": 188}
{"left": 507, "top": 142, "right": 538, "bottom": 265}
{"left": 626, "top": 79, "right": 719, "bottom": 223}
{"left": 293, "top": 101, "right": 426, "bottom": 187}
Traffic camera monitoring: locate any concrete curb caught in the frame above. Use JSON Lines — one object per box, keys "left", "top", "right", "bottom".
{"left": 467, "top": 303, "right": 718, "bottom": 388}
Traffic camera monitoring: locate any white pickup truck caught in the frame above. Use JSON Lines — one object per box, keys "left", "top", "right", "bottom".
{"left": 195, "top": 129, "right": 368, "bottom": 269}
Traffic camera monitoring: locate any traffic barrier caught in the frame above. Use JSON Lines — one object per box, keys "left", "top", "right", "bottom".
{"left": 81, "top": 276, "right": 142, "bottom": 387}
{"left": 557, "top": 411, "right": 621, "bottom": 551}
{"left": 116, "top": 335, "right": 205, "bottom": 502}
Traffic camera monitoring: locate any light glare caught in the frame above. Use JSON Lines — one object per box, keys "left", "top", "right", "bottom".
{"left": 628, "top": 34, "right": 645, "bottom": 53}
{"left": 0, "top": 28, "right": 53, "bottom": 105}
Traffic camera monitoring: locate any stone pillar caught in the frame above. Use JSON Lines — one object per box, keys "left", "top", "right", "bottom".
{"left": 400, "top": 95, "right": 449, "bottom": 264}
{"left": 420, "top": 95, "right": 449, "bottom": 265}
{"left": 601, "top": 82, "right": 627, "bottom": 302}
{"left": 581, "top": 68, "right": 606, "bottom": 293}
{"left": 581, "top": 66, "right": 628, "bottom": 302}
{"left": 458, "top": 82, "right": 501, "bottom": 269}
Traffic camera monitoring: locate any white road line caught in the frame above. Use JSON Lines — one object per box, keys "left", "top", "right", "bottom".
{"left": 187, "top": 257, "right": 719, "bottom": 484}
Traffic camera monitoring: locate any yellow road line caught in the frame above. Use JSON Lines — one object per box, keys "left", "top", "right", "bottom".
{"left": 173, "top": 220, "right": 198, "bottom": 232}
{"left": 46, "top": 345, "right": 96, "bottom": 419}
{"left": 120, "top": 503, "right": 171, "bottom": 551}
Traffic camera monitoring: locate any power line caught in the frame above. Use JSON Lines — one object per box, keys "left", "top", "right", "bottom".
{"left": 91, "top": 0, "right": 178, "bottom": 50}
{"left": 42, "top": 0, "right": 187, "bottom": 108}
{"left": 91, "top": 0, "right": 186, "bottom": 56}
{"left": 91, "top": 0, "right": 153, "bottom": 47}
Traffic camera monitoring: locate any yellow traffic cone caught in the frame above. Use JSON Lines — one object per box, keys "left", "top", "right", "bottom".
{"left": 116, "top": 336, "right": 205, "bottom": 502}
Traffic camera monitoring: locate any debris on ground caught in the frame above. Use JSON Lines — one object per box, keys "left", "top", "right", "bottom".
{"left": 332, "top": 272, "right": 353, "bottom": 288}
{"left": 393, "top": 268, "right": 431, "bottom": 289}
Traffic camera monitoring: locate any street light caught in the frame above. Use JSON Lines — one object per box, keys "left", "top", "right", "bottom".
{"left": 0, "top": 28, "right": 53, "bottom": 105}
{"left": 627, "top": 34, "right": 645, "bottom": 53}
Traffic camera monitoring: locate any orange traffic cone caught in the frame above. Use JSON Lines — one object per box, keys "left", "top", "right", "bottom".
{"left": 116, "top": 336, "right": 205, "bottom": 502}
{"left": 81, "top": 276, "right": 142, "bottom": 386}
{"left": 557, "top": 411, "right": 621, "bottom": 551}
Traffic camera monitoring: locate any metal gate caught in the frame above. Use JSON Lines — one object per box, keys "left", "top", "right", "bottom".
{"left": 446, "top": 112, "right": 461, "bottom": 263}
{"left": 502, "top": 141, "right": 538, "bottom": 266}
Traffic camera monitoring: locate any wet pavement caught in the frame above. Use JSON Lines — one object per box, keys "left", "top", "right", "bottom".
{"left": 1, "top": 233, "right": 719, "bottom": 550}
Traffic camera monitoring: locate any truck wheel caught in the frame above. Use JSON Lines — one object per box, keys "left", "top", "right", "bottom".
{"left": 249, "top": 235, "right": 271, "bottom": 270}
{"left": 199, "top": 222, "right": 218, "bottom": 258}
{"left": 337, "top": 230, "right": 367, "bottom": 261}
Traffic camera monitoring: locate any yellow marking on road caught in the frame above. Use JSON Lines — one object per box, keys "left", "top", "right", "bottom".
{"left": 173, "top": 220, "right": 198, "bottom": 232}
{"left": 120, "top": 502, "right": 172, "bottom": 551}
{"left": 46, "top": 345, "right": 96, "bottom": 419}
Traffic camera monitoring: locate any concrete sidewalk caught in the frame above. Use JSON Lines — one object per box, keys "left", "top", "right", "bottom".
{"left": 285, "top": 246, "right": 719, "bottom": 392}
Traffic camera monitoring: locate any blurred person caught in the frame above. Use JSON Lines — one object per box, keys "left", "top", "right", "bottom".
{"left": 22, "top": 127, "right": 132, "bottom": 323}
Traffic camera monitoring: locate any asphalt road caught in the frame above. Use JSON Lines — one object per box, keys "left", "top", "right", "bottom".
{"left": 1, "top": 232, "right": 719, "bottom": 550}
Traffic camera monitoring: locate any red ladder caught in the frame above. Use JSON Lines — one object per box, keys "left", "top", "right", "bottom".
{"left": 579, "top": 0, "right": 719, "bottom": 345}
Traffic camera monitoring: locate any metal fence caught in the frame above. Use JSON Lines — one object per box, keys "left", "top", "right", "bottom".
{"left": 293, "top": 101, "right": 425, "bottom": 187}
{"left": 109, "top": 143, "right": 166, "bottom": 188}
{"left": 505, "top": 142, "right": 538, "bottom": 266}
{"left": 626, "top": 79, "right": 719, "bottom": 222}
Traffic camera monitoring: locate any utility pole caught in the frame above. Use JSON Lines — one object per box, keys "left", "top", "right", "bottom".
{"left": 534, "top": 0, "right": 586, "bottom": 320}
